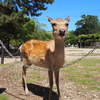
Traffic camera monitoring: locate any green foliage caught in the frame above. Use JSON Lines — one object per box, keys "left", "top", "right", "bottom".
{"left": 20, "top": 18, "right": 35, "bottom": 42}
{"left": 74, "top": 15, "right": 100, "bottom": 47}
{"left": 10, "top": 39, "right": 24, "bottom": 45}
{"left": 32, "top": 30, "right": 54, "bottom": 41}
{"left": 77, "top": 32, "right": 100, "bottom": 42}
{"left": 65, "top": 31, "right": 77, "bottom": 45}
{"left": 9, "top": 18, "right": 53, "bottom": 44}
{"left": 0, "top": 0, "right": 54, "bottom": 49}
{"left": 30, "top": 18, "right": 53, "bottom": 41}
{"left": 0, "top": 0, "right": 54, "bottom": 16}
{"left": 0, "top": 0, "right": 54, "bottom": 38}
{"left": 75, "top": 15, "right": 99, "bottom": 36}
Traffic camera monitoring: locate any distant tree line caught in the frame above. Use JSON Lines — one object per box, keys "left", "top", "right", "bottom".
{"left": 65, "top": 15, "right": 100, "bottom": 48}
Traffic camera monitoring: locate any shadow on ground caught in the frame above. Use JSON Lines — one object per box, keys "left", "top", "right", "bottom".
{"left": 0, "top": 88, "right": 6, "bottom": 94}
{"left": 27, "top": 83, "right": 59, "bottom": 100}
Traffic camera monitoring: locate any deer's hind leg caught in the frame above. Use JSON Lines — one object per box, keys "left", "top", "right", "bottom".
{"left": 22, "top": 61, "right": 31, "bottom": 96}
{"left": 22, "top": 65, "right": 29, "bottom": 96}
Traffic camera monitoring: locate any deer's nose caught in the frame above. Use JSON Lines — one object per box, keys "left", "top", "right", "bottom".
{"left": 59, "top": 29, "right": 65, "bottom": 36}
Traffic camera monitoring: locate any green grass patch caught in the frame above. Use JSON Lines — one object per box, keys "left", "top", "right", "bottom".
{"left": 87, "top": 53, "right": 100, "bottom": 56}
{"left": 28, "top": 71, "right": 45, "bottom": 82}
{"left": 76, "top": 58, "right": 100, "bottom": 67}
{"left": 14, "top": 77, "right": 20, "bottom": 81}
{"left": 26, "top": 79, "right": 35, "bottom": 83}
{"left": 68, "top": 53, "right": 100, "bottom": 56}
{"left": 0, "top": 94, "right": 10, "bottom": 100}
{"left": 0, "top": 64, "right": 8, "bottom": 66}
{"left": 67, "top": 50, "right": 83, "bottom": 51}
{"left": 62, "top": 58, "right": 100, "bottom": 90}
{"left": 31, "top": 74, "right": 45, "bottom": 81}
{"left": 86, "top": 67, "right": 100, "bottom": 71}
{"left": 52, "top": 86, "right": 57, "bottom": 90}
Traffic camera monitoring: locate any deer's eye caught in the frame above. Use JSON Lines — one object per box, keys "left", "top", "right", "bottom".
{"left": 52, "top": 23, "right": 56, "bottom": 26}
{"left": 65, "top": 23, "right": 69, "bottom": 26}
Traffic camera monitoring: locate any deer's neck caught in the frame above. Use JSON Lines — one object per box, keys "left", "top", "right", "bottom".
{"left": 54, "top": 39, "right": 65, "bottom": 56}
{"left": 53, "top": 39, "right": 65, "bottom": 66}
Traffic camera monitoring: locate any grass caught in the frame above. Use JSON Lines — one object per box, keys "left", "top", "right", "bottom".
{"left": 0, "top": 94, "right": 10, "bottom": 100}
{"left": 52, "top": 86, "right": 57, "bottom": 90}
{"left": 14, "top": 77, "right": 20, "bottom": 81}
{"left": 31, "top": 74, "right": 45, "bottom": 81}
{"left": 67, "top": 50, "right": 83, "bottom": 51}
{"left": 0, "top": 64, "right": 8, "bottom": 66}
{"left": 23, "top": 70, "right": 46, "bottom": 84}
{"left": 13, "top": 69, "right": 45, "bottom": 84}
{"left": 62, "top": 58, "right": 100, "bottom": 90}
{"left": 26, "top": 79, "right": 35, "bottom": 83}
{"left": 30, "top": 71, "right": 45, "bottom": 81}
{"left": 68, "top": 53, "right": 100, "bottom": 56}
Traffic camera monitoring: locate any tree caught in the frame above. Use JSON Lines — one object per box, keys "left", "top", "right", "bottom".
{"left": 21, "top": 18, "right": 53, "bottom": 41}
{"left": 65, "top": 31, "right": 77, "bottom": 46}
{"left": 10, "top": 18, "right": 53, "bottom": 45}
{"left": 0, "top": 0, "right": 54, "bottom": 16}
{"left": 0, "top": 0, "right": 54, "bottom": 49}
{"left": 21, "top": 18, "right": 35, "bottom": 41}
{"left": 74, "top": 15, "right": 100, "bottom": 48}
{"left": 0, "top": 15, "right": 29, "bottom": 49}
{"left": 32, "top": 18, "right": 53, "bottom": 41}
{"left": 75, "top": 15, "right": 99, "bottom": 36}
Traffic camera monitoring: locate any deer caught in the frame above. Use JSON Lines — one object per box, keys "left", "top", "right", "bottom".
{"left": 21, "top": 16, "right": 70, "bottom": 100}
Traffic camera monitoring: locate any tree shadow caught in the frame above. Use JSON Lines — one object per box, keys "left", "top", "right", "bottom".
{"left": 27, "top": 83, "right": 59, "bottom": 100}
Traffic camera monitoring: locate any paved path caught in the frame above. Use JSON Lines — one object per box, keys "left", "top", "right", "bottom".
{"left": 0, "top": 48, "right": 100, "bottom": 64}
{"left": 0, "top": 56, "right": 21, "bottom": 64}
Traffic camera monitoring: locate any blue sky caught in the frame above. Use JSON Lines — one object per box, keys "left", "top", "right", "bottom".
{"left": 34, "top": 0, "right": 100, "bottom": 31}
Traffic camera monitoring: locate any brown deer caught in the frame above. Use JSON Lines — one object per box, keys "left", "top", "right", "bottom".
{"left": 21, "top": 16, "right": 70, "bottom": 100}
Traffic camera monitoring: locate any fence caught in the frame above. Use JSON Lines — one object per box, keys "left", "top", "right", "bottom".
{"left": 0, "top": 40, "right": 22, "bottom": 64}
{"left": 0, "top": 39, "right": 100, "bottom": 71}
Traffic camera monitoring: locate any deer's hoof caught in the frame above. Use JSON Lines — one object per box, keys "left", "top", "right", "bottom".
{"left": 26, "top": 94, "right": 30, "bottom": 96}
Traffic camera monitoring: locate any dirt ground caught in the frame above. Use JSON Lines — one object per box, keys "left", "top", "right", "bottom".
{"left": 0, "top": 48, "right": 100, "bottom": 100}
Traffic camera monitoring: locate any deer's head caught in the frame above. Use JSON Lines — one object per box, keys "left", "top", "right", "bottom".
{"left": 47, "top": 16, "right": 70, "bottom": 40}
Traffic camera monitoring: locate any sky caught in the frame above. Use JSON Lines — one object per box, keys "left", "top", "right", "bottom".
{"left": 34, "top": 0, "right": 100, "bottom": 31}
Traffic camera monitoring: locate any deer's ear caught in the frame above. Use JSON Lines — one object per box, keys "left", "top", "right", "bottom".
{"left": 65, "top": 16, "right": 70, "bottom": 22}
{"left": 47, "top": 16, "right": 53, "bottom": 22}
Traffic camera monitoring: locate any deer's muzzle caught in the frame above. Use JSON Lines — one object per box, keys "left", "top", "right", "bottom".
{"left": 59, "top": 29, "right": 65, "bottom": 36}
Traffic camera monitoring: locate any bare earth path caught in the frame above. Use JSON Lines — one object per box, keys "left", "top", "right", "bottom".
{"left": 0, "top": 48, "right": 100, "bottom": 100}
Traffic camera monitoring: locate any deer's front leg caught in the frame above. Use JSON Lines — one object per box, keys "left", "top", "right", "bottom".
{"left": 54, "top": 69, "right": 60, "bottom": 98}
{"left": 48, "top": 70, "right": 53, "bottom": 100}
{"left": 22, "top": 65, "right": 29, "bottom": 96}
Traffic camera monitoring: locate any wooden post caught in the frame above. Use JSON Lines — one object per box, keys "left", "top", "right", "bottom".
{"left": 1, "top": 46, "right": 4, "bottom": 64}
